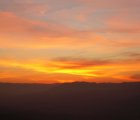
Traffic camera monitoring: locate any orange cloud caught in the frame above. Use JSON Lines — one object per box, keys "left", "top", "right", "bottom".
{"left": 0, "top": 11, "right": 139, "bottom": 50}
{"left": 106, "top": 12, "right": 140, "bottom": 33}
{"left": 0, "top": 58, "right": 139, "bottom": 83}
{"left": 0, "top": 12, "right": 75, "bottom": 36}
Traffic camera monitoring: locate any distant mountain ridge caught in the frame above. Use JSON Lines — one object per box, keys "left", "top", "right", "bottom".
{"left": 0, "top": 82, "right": 140, "bottom": 120}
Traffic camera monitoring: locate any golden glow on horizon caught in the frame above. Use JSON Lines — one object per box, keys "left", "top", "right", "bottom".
{"left": 0, "top": 59, "right": 139, "bottom": 83}
{"left": 0, "top": 60, "right": 98, "bottom": 77}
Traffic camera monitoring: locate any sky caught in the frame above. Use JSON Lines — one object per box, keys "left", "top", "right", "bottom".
{"left": 0, "top": 0, "right": 140, "bottom": 83}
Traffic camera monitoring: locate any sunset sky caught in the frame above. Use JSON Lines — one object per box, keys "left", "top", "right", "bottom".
{"left": 0, "top": 0, "right": 140, "bottom": 83}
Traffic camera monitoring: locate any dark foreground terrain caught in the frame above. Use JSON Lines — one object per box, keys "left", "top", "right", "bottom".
{"left": 0, "top": 82, "right": 140, "bottom": 120}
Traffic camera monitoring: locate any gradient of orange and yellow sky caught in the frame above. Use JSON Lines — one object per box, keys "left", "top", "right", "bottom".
{"left": 0, "top": 0, "right": 140, "bottom": 83}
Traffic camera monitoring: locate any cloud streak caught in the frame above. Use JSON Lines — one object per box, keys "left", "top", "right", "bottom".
{"left": 0, "top": 0, "right": 139, "bottom": 83}
{"left": 0, "top": 58, "right": 139, "bottom": 83}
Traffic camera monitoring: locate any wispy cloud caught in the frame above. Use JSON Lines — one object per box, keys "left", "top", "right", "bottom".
{"left": 0, "top": 0, "right": 139, "bottom": 83}
{"left": 0, "top": 58, "right": 139, "bottom": 83}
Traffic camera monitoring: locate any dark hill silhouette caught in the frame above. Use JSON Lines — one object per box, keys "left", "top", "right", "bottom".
{"left": 0, "top": 82, "right": 140, "bottom": 120}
